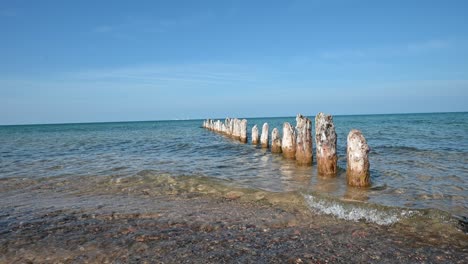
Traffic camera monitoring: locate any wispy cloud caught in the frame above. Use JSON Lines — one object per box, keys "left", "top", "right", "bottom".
{"left": 93, "top": 25, "right": 113, "bottom": 33}
{"left": 319, "top": 50, "right": 367, "bottom": 60}
{"left": 318, "top": 39, "right": 451, "bottom": 61}
{"left": 406, "top": 39, "right": 449, "bottom": 52}
{"left": 17, "top": 62, "right": 275, "bottom": 97}
{"left": 91, "top": 14, "right": 209, "bottom": 38}
{"left": 92, "top": 19, "right": 164, "bottom": 38}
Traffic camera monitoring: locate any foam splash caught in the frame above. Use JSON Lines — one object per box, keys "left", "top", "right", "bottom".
{"left": 303, "top": 194, "right": 418, "bottom": 225}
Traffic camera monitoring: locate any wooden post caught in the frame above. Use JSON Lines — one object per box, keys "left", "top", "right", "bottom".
{"left": 315, "top": 113, "right": 337, "bottom": 175}
{"left": 232, "top": 118, "right": 240, "bottom": 139}
{"left": 346, "top": 129, "right": 370, "bottom": 187}
{"left": 261, "top": 123, "right": 269, "bottom": 148}
{"left": 271, "top": 128, "right": 282, "bottom": 153}
{"left": 282, "top": 122, "right": 296, "bottom": 159}
{"left": 240, "top": 119, "right": 248, "bottom": 143}
{"left": 251, "top": 125, "right": 259, "bottom": 145}
{"left": 295, "top": 114, "right": 313, "bottom": 166}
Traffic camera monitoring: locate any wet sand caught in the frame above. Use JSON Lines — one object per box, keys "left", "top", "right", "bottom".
{"left": 1, "top": 174, "right": 467, "bottom": 263}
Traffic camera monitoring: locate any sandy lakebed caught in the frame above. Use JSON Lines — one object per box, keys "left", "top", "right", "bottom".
{"left": 0, "top": 173, "right": 467, "bottom": 263}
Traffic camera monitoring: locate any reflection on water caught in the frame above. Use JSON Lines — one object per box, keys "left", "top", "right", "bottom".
{"left": 0, "top": 112, "right": 467, "bottom": 216}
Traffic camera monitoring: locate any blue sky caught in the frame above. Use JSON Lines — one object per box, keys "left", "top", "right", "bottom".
{"left": 1, "top": 0, "right": 467, "bottom": 124}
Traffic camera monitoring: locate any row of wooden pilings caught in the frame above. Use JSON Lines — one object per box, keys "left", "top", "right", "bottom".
{"left": 203, "top": 114, "right": 370, "bottom": 187}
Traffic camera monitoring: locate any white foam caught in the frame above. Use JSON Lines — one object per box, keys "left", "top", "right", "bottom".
{"left": 303, "top": 194, "right": 417, "bottom": 225}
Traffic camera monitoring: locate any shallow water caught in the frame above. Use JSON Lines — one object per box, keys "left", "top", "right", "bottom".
{"left": 0, "top": 112, "right": 467, "bottom": 218}
{"left": 2, "top": 173, "right": 466, "bottom": 263}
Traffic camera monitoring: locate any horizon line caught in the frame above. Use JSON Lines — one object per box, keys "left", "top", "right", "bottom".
{"left": 1, "top": 110, "right": 466, "bottom": 127}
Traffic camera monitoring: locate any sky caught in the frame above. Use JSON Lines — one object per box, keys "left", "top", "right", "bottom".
{"left": 1, "top": 0, "right": 468, "bottom": 125}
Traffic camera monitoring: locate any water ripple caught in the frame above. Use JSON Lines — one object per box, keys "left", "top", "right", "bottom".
{"left": 0, "top": 113, "right": 467, "bottom": 216}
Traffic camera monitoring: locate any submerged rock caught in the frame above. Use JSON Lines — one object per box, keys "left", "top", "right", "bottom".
{"left": 457, "top": 216, "right": 468, "bottom": 234}
{"left": 295, "top": 114, "right": 313, "bottom": 166}
{"left": 271, "top": 128, "right": 282, "bottom": 153}
{"left": 315, "top": 113, "right": 337, "bottom": 175}
{"left": 251, "top": 125, "right": 259, "bottom": 145}
{"left": 282, "top": 122, "right": 296, "bottom": 159}
{"left": 346, "top": 129, "right": 370, "bottom": 187}
{"left": 261, "top": 123, "right": 269, "bottom": 148}
{"left": 224, "top": 191, "right": 244, "bottom": 200}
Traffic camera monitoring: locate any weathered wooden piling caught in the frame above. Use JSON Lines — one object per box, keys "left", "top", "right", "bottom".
{"left": 225, "top": 118, "right": 231, "bottom": 135}
{"left": 232, "top": 118, "right": 241, "bottom": 139}
{"left": 221, "top": 122, "right": 225, "bottom": 133}
{"left": 260, "top": 123, "right": 269, "bottom": 148}
{"left": 240, "top": 119, "right": 248, "bottom": 143}
{"left": 206, "top": 119, "right": 214, "bottom": 130}
{"left": 228, "top": 119, "right": 233, "bottom": 137}
{"left": 315, "top": 113, "right": 338, "bottom": 175}
{"left": 251, "top": 125, "right": 259, "bottom": 145}
{"left": 271, "top": 128, "right": 282, "bottom": 153}
{"left": 346, "top": 129, "right": 370, "bottom": 187}
{"left": 295, "top": 114, "right": 313, "bottom": 166}
{"left": 282, "top": 122, "right": 296, "bottom": 159}
{"left": 215, "top": 120, "right": 222, "bottom": 132}
{"left": 203, "top": 117, "right": 247, "bottom": 143}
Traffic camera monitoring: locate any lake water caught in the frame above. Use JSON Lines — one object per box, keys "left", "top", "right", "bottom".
{"left": 1, "top": 112, "right": 467, "bottom": 220}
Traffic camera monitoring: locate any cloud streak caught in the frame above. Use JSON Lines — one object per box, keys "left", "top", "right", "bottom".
{"left": 318, "top": 39, "right": 451, "bottom": 61}
{"left": 93, "top": 25, "right": 113, "bottom": 33}
{"left": 406, "top": 39, "right": 449, "bottom": 52}
{"left": 69, "top": 63, "right": 261, "bottom": 89}
{"left": 91, "top": 13, "right": 209, "bottom": 38}
{"left": 1, "top": 61, "right": 466, "bottom": 125}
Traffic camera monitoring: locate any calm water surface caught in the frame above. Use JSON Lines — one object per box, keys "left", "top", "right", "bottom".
{"left": 1, "top": 113, "right": 467, "bottom": 216}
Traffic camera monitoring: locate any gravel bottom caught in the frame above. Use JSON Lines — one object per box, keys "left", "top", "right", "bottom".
{"left": 0, "top": 175, "right": 467, "bottom": 263}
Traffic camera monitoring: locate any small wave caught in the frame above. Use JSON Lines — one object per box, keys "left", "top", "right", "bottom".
{"left": 303, "top": 194, "right": 419, "bottom": 225}
{"left": 47, "top": 165, "right": 63, "bottom": 170}
{"left": 110, "top": 166, "right": 129, "bottom": 172}
{"left": 375, "top": 145, "right": 423, "bottom": 153}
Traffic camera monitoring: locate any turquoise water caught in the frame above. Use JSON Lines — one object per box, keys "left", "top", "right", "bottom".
{"left": 0, "top": 112, "right": 467, "bottom": 217}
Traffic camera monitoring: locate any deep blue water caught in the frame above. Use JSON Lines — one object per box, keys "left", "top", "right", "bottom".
{"left": 0, "top": 112, "right": 467, "bottom": 216}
